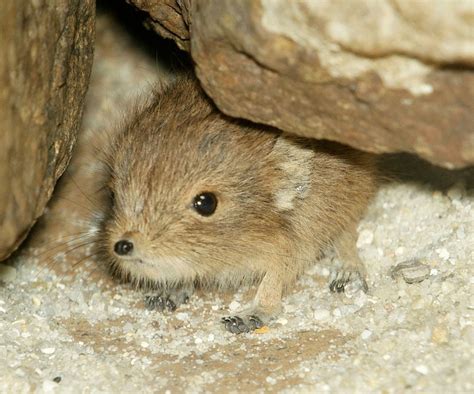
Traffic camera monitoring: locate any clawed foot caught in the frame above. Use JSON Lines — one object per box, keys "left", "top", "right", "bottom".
{"left": 329, "top": 268, "right": 368, "bottom": 293}
{"left": 144, "top": 285, "right": 194, "bottom": 312}
{"left": 221, "top": 314, "right": 264, "bottom": 334}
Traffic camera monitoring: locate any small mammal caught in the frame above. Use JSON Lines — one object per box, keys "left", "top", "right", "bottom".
{"left": 96, "top": 75, "right": 377, "bottom": 334}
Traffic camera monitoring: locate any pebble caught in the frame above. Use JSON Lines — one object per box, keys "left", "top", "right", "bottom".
{"left": 395, "top": 246, "right": 405, "bottom": 256}
{"left": 313, "top": 309, "right": 330, "bottom": 321}
{"left": 461, "top": 326, "right": 474, "bottom": 345}
{"left": 390, "top": 260, "right": 430, "bottom": 284}
{"left": 431, "top": 325, "right": 449, "bottom": 344}
{"left": 40, "top": 347, "right": 56, "bottom": 355}
{"left": 447, "top": 183, "right": 465, "bottom": 201}
{"left": 0, "top": 264, "right": 17, "bottom": 282}
{"left": 415, "top": 365, "right": 429, "bottom": 375}
{"left": 175, "top": 312, "right": 189, "bottom": 321}
{"left": 228, "top": 301, "right": 241, "bottom": 311}
{"left": 436, "top": 248, "right": 450, "bottom": 260}
{"left": 42, "top": 380, "right": 58, "bottom": 393}
{"left": 266, "top": 376, "right": 277, "bottom": 385}
{"left": 357, "top": 229, "right": 374, "bottom": 248}
{"left": 361, "top": 330, "right": 372, "bottom": 340}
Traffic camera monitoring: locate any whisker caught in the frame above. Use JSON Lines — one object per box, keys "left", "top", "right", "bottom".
{"left": 34, "top": 239, "right": 97, "bottom": 281}
{"left": 53, "top": 195, "right": 99, "bottom": 216}
{"left": 33, "top": 233, "right": 95, "bottom": 260}
{"left": 69, "top": 175, "right": 103, "bottom": 213}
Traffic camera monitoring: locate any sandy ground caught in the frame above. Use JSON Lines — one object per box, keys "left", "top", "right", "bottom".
{"left": 1, "top": 4, "right": 473, "bottom": 393}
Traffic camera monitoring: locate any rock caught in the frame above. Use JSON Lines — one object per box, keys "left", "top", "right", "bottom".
{"left": 390, "top": 260, "right": 431, "bottom": 284}
{"left": 130, "top": 0, "right": 474, "bottom": 168}
{"left": 0, "top": 264, "right": 17, "bottom": 282}
{"left": 357, "top": 229, "right": 374, "bottom": 248}
{"left": 0, "top": 0, "right": 95, "bottom": 260}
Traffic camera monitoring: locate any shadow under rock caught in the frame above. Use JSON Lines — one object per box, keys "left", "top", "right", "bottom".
{"left": 379, "top": 152, "right": 474, "bottom": 191}
{"left": 96, "top": 0, "right": 191, "bottom": 74}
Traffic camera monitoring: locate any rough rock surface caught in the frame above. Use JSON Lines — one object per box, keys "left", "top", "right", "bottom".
{"left": 126, "top": 0, "right": 191, "bottom": 50}
{"left": 0, "top": 0, "right": 95, "bottom": 261}
{"left": 130, "top": 0, "right": 474, "bottom": 168}
{"left": 1, "top": 6, "right": 473, "bottom": 392}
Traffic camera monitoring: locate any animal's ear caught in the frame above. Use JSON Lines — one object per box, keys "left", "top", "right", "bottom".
{"left": 270, "top": 133, "right": 314, "bottom": 211}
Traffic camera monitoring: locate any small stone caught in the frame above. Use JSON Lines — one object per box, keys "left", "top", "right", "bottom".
{"left": 194, "top": 337, "right": 203, "bottom": 344}
{"left": 456, "top": 226, "right": 466, "bottom": 240}
{"left": 41, "top": 347, "right": 56, "bottom": 355}
{"left": 395, "top": 246, "right": 405, "bottom": 256}
{"left": 42, "top": 380, "right": 58, "bottom": 393}
{"left": 447, "top": 182, "right": 465, "bottom": 201}
{"left": 0, "top": 264, "right": 17, "bottom": 282}
{"left": 390, "top": 260, "right": 430, "bottom": 284}
{"left": 431, "top": 325, "right": 449, "bottom": 344}
{"left": 229, "top": 301, "right": 241, "bottom": 311}
{"left": 266, "top": 376, "right": 277, "bottom": 385}
{"left": 140, "top": 342, "right": 149, "bottom": 348}
{"left": 436, "top": 248, "right": 450, "bottom": 260}
{"left": 175, "top": 312, "right": 189, "bottom": 321}
{"left": 276, "top": 317, "right": 288, "bottom": 326}
{"left": 357, "top": 229, "right": 374, "bottom": 248}
{"left": 361, "top": 329, "right": 372, "bottom": 340}
{"left": 461, "top": 326, "right": 474, "bottom": 344}
{"left": 415, "top": 365, "right": 429, "bottom": 375}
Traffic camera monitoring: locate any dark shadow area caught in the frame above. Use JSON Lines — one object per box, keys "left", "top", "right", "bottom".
{"left": 96, "top": 0, "right": 191, "bottom": 73}
{"left": 379, "top": 152, "right": 474, "bottom": 191}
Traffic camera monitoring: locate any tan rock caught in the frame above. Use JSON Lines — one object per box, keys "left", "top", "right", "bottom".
{"left": 0, "top": 0, "right": 95, "bottom": 260}
{"left": 131, "top": 0, "right": 474, "bottom": 168}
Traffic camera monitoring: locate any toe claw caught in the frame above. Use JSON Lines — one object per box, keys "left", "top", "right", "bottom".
{"left": 221, "top": 316, "right": 252, "bottom": 334}
{"left": 144, "top": 295, "right": 165, "bottom": 311}
{"left": 165, "top": 298, "right": 177, "bottom": 311}
{"left": 248, "top": 315, "right": 264, "bottom": 329}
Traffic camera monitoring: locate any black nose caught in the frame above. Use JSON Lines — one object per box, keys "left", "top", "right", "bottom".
{"left": 114, "top": 240, "right": 134, "bottom": 256}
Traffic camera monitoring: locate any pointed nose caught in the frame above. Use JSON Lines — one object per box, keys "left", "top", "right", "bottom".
{"left": 114, "top": 239, "right": 134, "bottom": 256}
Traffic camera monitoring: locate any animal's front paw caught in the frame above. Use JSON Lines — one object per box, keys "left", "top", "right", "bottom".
{"left": 144, "top": 285, "right": 194, "bottom": 312}
{"left": 221, "top": 314, "right": 264, "bottom": 334}
{"left": 329, "top": 268, "right": 368, "bottom": 294}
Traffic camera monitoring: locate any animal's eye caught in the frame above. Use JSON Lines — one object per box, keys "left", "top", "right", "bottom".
{"left": 193, "top": 192, "right": 217, "bottom": 216}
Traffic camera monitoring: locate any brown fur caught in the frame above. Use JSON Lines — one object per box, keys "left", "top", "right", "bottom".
{"left": 92, "top": 75, "right": 377, "bottom": 330}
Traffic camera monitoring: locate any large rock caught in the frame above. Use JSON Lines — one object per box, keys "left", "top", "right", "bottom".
{"left": 129, "top": 0, "right": 474, "bottom": 168}
{"left": 0, "top": 0, "right": 95, "bottom": 260}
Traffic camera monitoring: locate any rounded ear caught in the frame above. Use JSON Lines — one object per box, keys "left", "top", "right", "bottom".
{"left": 270, "top": 133, "right": 315, "bottom": 211}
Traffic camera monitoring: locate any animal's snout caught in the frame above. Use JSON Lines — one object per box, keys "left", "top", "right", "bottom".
{"left": 114, "top": 239, "right": 134, "bottom": 256}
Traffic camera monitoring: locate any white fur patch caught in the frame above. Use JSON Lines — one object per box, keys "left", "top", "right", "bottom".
{"left": 272, "top": 134, "right": 314, "bottom": 211}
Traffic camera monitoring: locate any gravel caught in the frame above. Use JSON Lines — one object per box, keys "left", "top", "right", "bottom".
{"left": 1, "top": 4, "right": 473, "bottom": 393}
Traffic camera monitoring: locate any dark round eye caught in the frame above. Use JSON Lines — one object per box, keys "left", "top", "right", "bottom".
{"left": 193, "top": 192, "right": 217, "bottom": 216}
